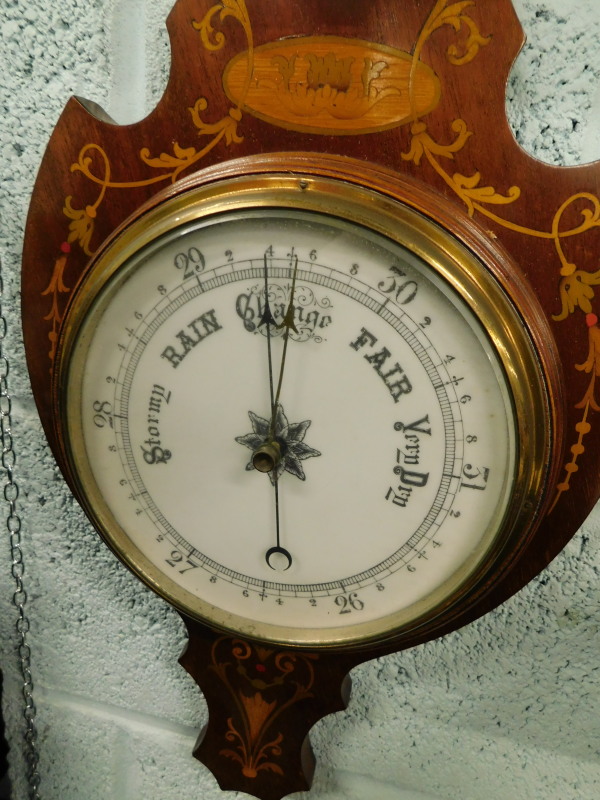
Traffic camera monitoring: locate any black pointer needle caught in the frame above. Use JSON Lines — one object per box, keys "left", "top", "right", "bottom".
{"left": 252, "top": 254, "right": 280, "bottom": 473}
{"left": 265, "top": 255, "right": 299, "bottom": 572}
{"left": 252, "top": 251, "right": 293, "bottom": 572}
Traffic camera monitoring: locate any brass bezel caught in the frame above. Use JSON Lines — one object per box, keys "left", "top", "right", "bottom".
{"left": 56, "top": 172, "right": 551, "bottom": 649}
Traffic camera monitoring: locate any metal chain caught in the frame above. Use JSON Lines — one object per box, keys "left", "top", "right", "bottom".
{"left": 0, "top": 263, "right": 41, "bottom": 798}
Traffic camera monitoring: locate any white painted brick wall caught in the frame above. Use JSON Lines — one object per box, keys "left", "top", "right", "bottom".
{"left": 1, "top": 2, "right": 600, "bottom": 799}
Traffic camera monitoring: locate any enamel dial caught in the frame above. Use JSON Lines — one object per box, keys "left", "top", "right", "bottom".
{"left": 57, "top": 175, "right": 548, "bottom": 647}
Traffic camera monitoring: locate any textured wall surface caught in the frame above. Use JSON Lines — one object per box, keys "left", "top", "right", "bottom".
{"left": 1, "top": 1, "right": 600, "bottom": 799}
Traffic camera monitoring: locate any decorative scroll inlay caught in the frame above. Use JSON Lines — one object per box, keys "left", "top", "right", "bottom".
{"left": 398, "top": 2, "right": 600, "bottom": 509}
{"left": 41, "top": 243, "right": 71, "bottom": 363}
{"left": 209, "top": 638, "right": 317, "bottom": 779}
{"left": 42, "top": 0, "right": 254, "bottom": 364}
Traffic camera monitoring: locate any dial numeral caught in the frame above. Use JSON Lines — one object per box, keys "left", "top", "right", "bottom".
{"left": 461, "top": 464, "right": 490, "bottom": 491}
{"left": 174, "top": 247, "right": 205, "bottom": 279}
{"left": 378, "top": 265, "right": 418, "bottom": 304}
{"left": 335, "top": 592, "right": 364, "bottom": 614}
{"left": 165, "top": 550, "right": 199, "bottom": 574}
{"left": 92, "top": 400, "right": 113, "bottom": 429}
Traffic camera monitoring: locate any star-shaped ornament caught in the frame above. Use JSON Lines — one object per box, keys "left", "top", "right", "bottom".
{"left": 235, "top": 405, "right": 321, "bottom": 483}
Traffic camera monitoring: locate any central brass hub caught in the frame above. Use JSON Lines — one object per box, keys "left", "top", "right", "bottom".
{"left": 252, "top": 441, "right": 281, "bottom": 473}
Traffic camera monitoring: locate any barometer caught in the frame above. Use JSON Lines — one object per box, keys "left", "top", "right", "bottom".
{"left": 55, "top": 174, "right": 547, "bottom": 647}
{"left": 21, "top": 1, "right": 600, "bottom": 798}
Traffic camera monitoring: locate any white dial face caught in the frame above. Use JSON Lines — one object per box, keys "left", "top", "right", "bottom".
{"left": 66, "top": 207, "right": 518, "bottom": 644}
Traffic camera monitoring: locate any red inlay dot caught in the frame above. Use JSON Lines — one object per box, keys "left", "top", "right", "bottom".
{"left": 255, "top": 664, "right": 267, "bottom": 673}
{"left": 586, "top": 313, "right": 598, "bottom": 327}
{"left": 60, "top": 241, "right": 71, "bottom": 254}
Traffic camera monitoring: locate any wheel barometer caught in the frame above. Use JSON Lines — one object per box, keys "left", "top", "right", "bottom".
{"left": 22, "top": 1, "right": 600, "bottom": 798}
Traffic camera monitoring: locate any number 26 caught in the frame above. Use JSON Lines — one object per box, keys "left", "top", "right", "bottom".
{"left": 335, "top": 592, "right": 364, "bottom": 614}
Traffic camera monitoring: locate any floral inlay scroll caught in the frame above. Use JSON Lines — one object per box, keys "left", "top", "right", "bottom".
{"left": 208, "top": 637, "right": 317, "bottom": 779}
{"left": 43, "top": 0, "right": 253, "bottom": 364}
{"left": 401, "top": 2, "right": 600, "bottom": 509}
